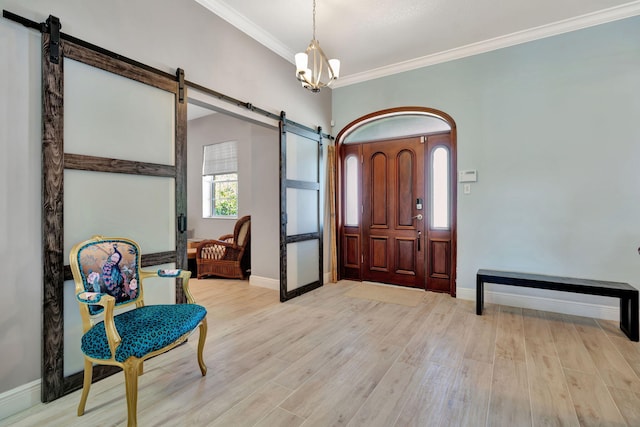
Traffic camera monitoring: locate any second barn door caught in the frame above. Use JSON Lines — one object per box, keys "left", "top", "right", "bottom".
{"left": 279, "top": 119, "right": 324, "bottom": 301}
{"left": 361, "top": 137, "right": 425, "bottom": 288}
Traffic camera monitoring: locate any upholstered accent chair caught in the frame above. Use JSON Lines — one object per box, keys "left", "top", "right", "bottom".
{"left": 69, "top": 236, "right": 208, "bottom": 427}
{"left": 196, "top": 215, "right": 251, "bottom": 279}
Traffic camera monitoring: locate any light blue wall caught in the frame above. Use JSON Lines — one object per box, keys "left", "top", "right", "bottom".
{"left": 333, "top": 16, "right": 640, "bottom": 302}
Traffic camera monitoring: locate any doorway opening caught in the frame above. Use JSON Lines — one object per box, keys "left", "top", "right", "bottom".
{"left": 186, "top": 91, "right": 280, "bottom": 292}
{"left": 337, "top": 107, "right": 457, "bottom": 296}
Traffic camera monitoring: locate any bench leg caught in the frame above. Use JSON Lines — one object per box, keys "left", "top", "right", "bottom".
{"left": 476, "top": 276, "right": 483, "bottom": 315}
{"left": 619, "top": 294, "right": 639, "bottom": 342}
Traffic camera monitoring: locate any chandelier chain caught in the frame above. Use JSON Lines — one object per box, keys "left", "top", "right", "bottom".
{"left": 312, "top": 0, "right": 317, "bottom": 40}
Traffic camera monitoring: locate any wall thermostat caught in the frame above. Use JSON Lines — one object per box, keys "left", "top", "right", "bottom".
{"left": 458, "top": 170, "right": 478, "bottom": 182}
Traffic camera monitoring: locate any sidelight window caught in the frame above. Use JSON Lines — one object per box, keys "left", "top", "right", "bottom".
{"left": 345, "top": 154, "right": 359, "bottom": 226}
{"left": 431, "top": 146, "right": 449, "bottom": 228}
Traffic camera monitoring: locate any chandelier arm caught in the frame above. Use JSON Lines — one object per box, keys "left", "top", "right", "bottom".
{"left": 314, "top": 42, "right": 336, "bottom": 80}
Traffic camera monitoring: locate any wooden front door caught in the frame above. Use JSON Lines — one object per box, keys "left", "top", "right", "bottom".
{"left": 338, "top": 107, "right": 457, "bottom": 295}
{"left": 361, "top": 137, "right": 425, "bottom": 288}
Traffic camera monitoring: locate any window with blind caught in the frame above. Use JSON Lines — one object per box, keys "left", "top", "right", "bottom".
{"left": 202, "top": 141, "right": 238, "bottom": 218}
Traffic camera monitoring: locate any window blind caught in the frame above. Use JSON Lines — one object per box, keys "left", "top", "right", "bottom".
{"left": 202, "top": 141, "right": 237, "bottom": 175}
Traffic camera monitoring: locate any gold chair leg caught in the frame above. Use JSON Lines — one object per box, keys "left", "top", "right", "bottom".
{"left": 197, "top": 319, "right": 208, "bottom": 376}
{"left": 123, "top": 359, "right": 141, "bottom": 427}
{"left": 77, "top": 358, "right": 93, "bottom": 416}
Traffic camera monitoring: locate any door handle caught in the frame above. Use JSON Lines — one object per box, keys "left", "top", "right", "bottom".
{"left": 412, "top": 214, "right": 423, "bottom": 220}
{"left": 177, "top": 214, "right": 187, "bottom": 233}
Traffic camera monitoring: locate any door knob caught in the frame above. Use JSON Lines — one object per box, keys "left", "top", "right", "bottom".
{"left": 412, "top": 214, "right": 423, "bottom": 220}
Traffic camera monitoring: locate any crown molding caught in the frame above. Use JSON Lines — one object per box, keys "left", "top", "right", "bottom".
{"left": 194, "top": 0, "right": 640, "bottom": 89}
{"left": 333, "top": 1, "right": 640, "bottom": 88}
{"left": 194, "top": 0, "right": 296, "bottom": 63}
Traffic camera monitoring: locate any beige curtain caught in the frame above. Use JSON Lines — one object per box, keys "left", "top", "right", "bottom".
{"left": 327, "top": 144, "right": 338, "bottom": 283}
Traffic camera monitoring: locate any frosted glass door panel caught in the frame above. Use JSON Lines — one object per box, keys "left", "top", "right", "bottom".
{"left": 63, "top": 170, "right": 175, "bottom": 256}
{"left": 286, "top": 240, "right": 319, "bottom": 292}
{"left": 63, "top": 279, "right": 84, "bottom": 376}
{"left": 142, "top": 263, "right": 177, "bottom": 305}
{"left": 64, "top": 58, "right": 175, "bottom": 165}
{"left": 286, "top": 132, "right": 318, "bottom": 181}
{"left": 286, "top": 188, "right": 318, "bottom": 235}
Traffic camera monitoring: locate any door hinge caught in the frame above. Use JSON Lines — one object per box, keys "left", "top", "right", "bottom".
{"left": 420, "top": 136, "right": 426, "bottom": 144}
{"left": 361, "top": 254, "right": 364, "bottom": 263}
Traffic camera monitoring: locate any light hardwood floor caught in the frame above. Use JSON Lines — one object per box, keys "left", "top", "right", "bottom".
{"left": 3, "top": 279, "right": 640, "bottom": 426}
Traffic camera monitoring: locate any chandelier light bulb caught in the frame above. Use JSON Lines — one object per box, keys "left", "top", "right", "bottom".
{"left": 295, "top": 53, "right": 309, "bottom": 74}
{"left": 328, "top": 59, "right": 340, "bottom": 79}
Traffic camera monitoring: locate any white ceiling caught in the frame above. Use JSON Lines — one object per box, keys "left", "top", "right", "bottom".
{"left": 195, "top": 0, "right": 640, "bottom": 88}
{"left": 187, "top": 102, "right": 217, "bottom": 121}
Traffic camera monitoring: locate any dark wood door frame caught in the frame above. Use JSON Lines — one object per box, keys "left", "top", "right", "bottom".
{"left": 336, "top": 107, "right": 457, "bottom": 296}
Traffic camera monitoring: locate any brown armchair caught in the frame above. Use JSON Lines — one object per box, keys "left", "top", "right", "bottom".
{"left": 196, "top": 215, "right": 251, "bottom": 279}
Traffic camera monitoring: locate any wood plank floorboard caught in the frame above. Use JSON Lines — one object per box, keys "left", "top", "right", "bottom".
{"left": 546, "top": 311, "right": 599, "bottom": 374}
{"left": 3, "top": 278, "right": 640, "bottom": 426}
{"left": 487, "top": 356, "right": 531, "bottom": 426}
{"left": 440, "top": 358, "right": 493, "bottom": 427}
{"left": 564, "top": 368, "right": 627, "bottom": 426}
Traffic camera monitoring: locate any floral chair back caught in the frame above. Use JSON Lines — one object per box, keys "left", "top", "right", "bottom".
{"left": 72, "top": 238, "right": 142, "bottom": 315}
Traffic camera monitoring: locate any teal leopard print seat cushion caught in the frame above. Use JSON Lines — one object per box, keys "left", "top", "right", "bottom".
{"left": 81, "top": 304, "right": 207, "bottom": 362}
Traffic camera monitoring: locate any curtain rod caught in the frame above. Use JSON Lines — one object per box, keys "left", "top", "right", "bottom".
{"left": 3, "top": 9, "right": 333, "bottom": 141}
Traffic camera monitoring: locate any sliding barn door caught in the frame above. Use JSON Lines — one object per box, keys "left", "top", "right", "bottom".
{"left": 279, "top": 119, "right": 323, "bottom": 302}
{"left": 41, "top": 18, "right": 186, "bottom": 401}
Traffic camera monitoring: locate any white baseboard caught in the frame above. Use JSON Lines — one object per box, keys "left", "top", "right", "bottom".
{"left": 0, "top": 379, "right": 40, "bottom": 421}
{"left": 249, "top": 275, "right": 279, "bottom": 290}
{"left": 457, "top": 288, "right": 619, "bottom": 321}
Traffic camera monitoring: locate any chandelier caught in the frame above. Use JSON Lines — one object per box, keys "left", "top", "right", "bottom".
{"left": 295, "top": 0, "right": 340, "bottom": 92}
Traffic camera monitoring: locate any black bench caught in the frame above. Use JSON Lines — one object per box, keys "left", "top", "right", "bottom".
{"left": 476, "top": 269, "right": 639, "bottom": 342}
